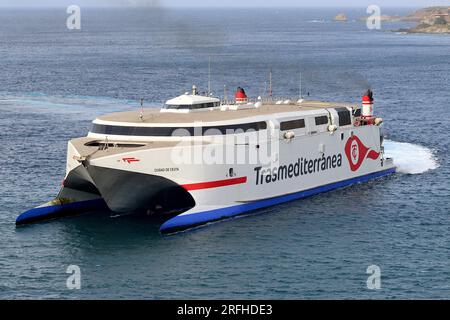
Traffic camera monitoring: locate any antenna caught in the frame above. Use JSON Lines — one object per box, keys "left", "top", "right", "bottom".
{"left": 269, "top": 68, "right": 273, "bottom": 97}
{"left": 224, "top": 84, "right": 227, "bottom": 103}
{"left": 299, "top": 71, "right": 302, "bottom": 99}
{"left": 208, "top": 55, "right": 211, "bottom": 96}
{"left": 139, "top": 98, "right": 144, "bottom": 121}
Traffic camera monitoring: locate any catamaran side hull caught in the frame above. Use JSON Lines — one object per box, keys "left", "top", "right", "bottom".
{"left": 16, "top": 198, "right": 107, "bottom": 225}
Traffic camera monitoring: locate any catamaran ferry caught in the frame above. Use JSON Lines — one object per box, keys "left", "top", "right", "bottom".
{"left": 17, "top": 86, "right": 395, "bottom": 233}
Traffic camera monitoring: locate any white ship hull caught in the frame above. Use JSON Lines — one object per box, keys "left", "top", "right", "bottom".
{"left": 17, "top": 91, "right": 395, "bottom": 233}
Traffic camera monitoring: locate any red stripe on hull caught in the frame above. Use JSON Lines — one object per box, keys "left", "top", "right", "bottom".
{"left": 182, "top": 177, "right": 247, "bottom": 191}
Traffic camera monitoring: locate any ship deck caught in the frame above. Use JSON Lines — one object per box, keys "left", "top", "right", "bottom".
{"left": 96, "top": 100, "right": 356, "bottom": 124}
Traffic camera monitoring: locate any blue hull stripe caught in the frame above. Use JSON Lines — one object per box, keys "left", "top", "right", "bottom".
{"left": 16, "top": 198, "right": 106, "bottom": 225}
{"left": 159, "top": 168, "right": 396, "bottom": 233}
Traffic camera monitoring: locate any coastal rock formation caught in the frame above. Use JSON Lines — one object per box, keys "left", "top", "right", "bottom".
{"left": 403, "top": 23, "right": 450, "bottom": 34}
{"left": 402, "top": 6, "right": 450, "bottom": 22}
{"left": 357, "top": 6, "right": 450, "bottom": 34}
{"left": 333, "top": 13, "right": 347, "bottom": 22}
{"left": 401, "top": 6, "right": 450, "bottom": 34}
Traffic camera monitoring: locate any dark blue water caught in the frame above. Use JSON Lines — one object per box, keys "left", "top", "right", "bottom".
{"left": 0, "top": 8, "right": 448, "bottom": 299}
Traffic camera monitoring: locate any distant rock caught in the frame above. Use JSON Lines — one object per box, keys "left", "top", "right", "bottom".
{"left": 333, "top": 13, "right": 347, "bottom": 22}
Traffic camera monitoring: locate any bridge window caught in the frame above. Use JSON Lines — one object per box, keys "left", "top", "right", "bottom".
{"left": 165, "top": 102, "right": 220, "bottom": 110}
{"left": 335, "top": 108, "right": 352, "bottom": 126}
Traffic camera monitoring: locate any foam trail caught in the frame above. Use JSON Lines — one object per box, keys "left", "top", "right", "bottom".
{"left": 0, "top": 92, "right": 163, "bottom": 118}
{"left": 384, "top": 140, "right": 438, "bottom": 174}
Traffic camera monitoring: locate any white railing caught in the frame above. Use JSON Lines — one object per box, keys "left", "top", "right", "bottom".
{"left": 221, "top": 96, "right": 305, "bottom": 105}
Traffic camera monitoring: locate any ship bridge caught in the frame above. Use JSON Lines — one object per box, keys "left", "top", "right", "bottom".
{"left": 161, "top": 93, "right": 221, "bottom": 113}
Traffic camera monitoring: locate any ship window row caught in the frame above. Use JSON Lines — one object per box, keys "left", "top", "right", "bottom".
{"left": 84, "top": 141, "right": 147, "bottom": 148}
{"left": 315, "top": 115, "right": 329, "bottom": 126}
{"left": 281, "top": 112, "right": 352, "bottom": 131}
{"left": 165, "top": 102, "right": 220, "bottom": 110}
{"left": 280, "top": 119, "right": 306, "bottom": 131}
{"left": 91, "top": 122, "right": 267, "bottom": 137}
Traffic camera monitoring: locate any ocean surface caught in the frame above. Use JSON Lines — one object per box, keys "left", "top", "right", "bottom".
{"left": 0, "top": 7, "right": 448, "bottom": 299}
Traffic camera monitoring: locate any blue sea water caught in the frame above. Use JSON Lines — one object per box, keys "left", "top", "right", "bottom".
{"left": 0, "top": 7, "right": 448, "bottom": 299}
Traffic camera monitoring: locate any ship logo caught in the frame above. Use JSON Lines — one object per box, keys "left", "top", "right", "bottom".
{"left": 345, "top": 136, "right": 379, "bottom": 171}
{"left": 122, "top": 157, "right": 140, "bottom": 164}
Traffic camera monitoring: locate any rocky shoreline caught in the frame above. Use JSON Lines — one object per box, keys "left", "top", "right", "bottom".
{"left": 400, "top": 6, "right": 450, "bottom": 34}
{"left": 398, "top": 24, "right": 450, "bottom": 34}
{"left": 355, "top": 6, "right": 450, "bottom": 34}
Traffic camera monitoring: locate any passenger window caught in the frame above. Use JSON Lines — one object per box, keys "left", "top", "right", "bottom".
{"left": 280, "top": 119, "right": 305, "bottom": 131}
{"left": 315, "top": 116, "right": 328, "bottom": 126}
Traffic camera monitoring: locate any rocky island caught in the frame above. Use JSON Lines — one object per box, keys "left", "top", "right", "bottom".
{"left": 333, "top": 13, "right": 347, "bottom": 22}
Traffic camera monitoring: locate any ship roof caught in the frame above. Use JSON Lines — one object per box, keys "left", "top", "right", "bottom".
{"left": 96, "top": 100, "right": 356, "bottom": 125}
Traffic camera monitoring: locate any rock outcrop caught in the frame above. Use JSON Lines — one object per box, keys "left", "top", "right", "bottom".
{"left": 401, "top": 7, "right": 450, "bottom": 34}
{"left": 333, "top": 13, "right": 347, "bottom": 22}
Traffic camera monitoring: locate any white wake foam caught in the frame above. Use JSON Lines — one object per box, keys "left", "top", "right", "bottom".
{"left": 0, "top": 92, "right": 163, "bottom": 118}
{"left": 383, "top": 140, "right": 439, "bottom": 174}
{"left": 307, "top": 19, "right": 327, "bottom": 23}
